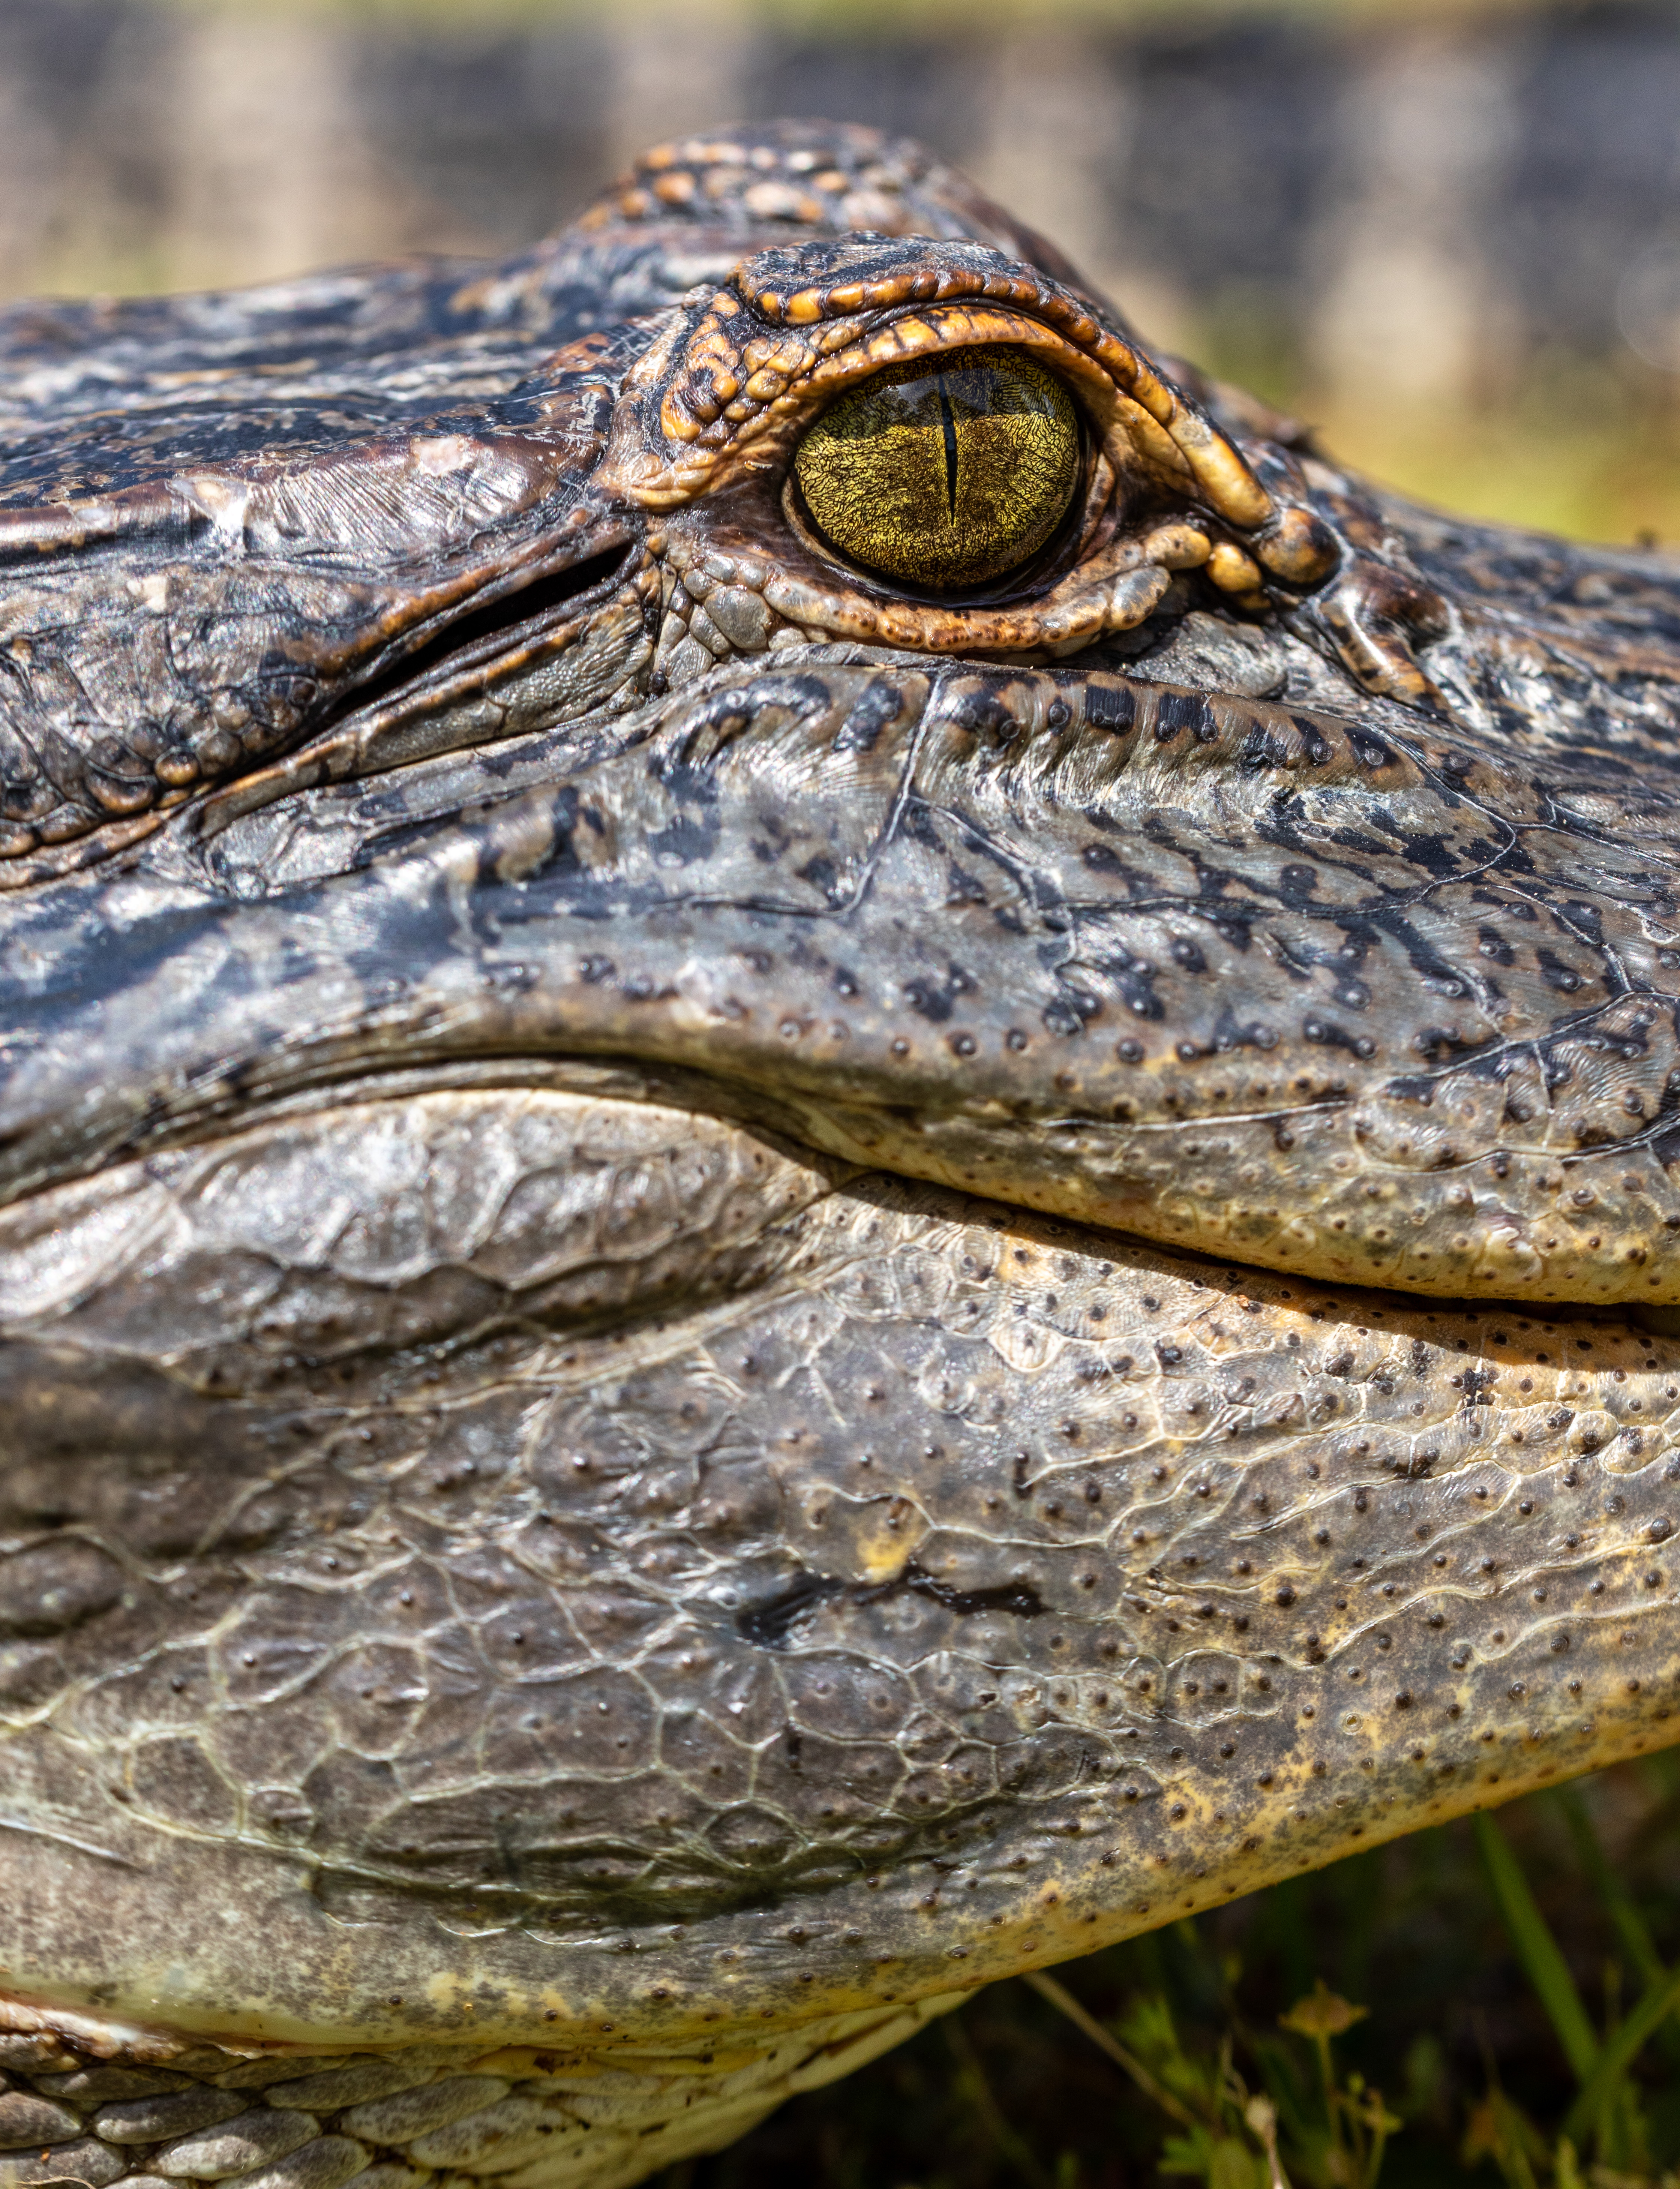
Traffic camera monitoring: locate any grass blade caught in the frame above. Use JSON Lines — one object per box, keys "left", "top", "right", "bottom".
{"left": 1554, "top": 1784, "right": 1665, "bottom": 1988}
{"left": 1023, "top": 1970, "right": 1200, "bottom": 2130}
{"left": 1473, "top": 1812, "right": 1598, "bottom": 2082}
{"left": 1561, "top": 1958, "right": 1680, "bottom": 2150}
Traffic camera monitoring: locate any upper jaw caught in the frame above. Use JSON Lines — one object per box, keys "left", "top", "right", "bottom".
{"left": 3, "top": 148, "right": 1680, "bottom": 1318}
{"left": 2, "top": 633, "right": 1677, "bottom": 1310}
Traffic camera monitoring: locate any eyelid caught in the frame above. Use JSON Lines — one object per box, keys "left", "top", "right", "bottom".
{"left": 794, "top": 308, "right": 1173, "bottom": 488}
{"left": 599, "top": 252, "right": 1273, "bottom": 535}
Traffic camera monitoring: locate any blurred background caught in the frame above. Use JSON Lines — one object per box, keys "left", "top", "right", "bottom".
{"left": 1, "top": 0, "right": 1679, "bottom": 541}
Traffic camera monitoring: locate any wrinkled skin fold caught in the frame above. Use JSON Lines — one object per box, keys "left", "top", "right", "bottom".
{"left": 2, "top": 119, "right": 1680, "bottom": 2189}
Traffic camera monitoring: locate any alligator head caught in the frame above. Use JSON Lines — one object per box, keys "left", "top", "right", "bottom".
{"left": 2, "top": 120, "right": 1680, "bottom": 2189}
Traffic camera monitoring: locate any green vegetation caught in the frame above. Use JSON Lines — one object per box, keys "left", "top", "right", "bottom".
{"left": 658, "top": 1754, "right": 1680, "bottom": 2188}
{"left": 1187, "top": 307, "right": 1680, "bottom": 555}
{"left": 1305, "top": 376, "right": 1680, "bottom": 556}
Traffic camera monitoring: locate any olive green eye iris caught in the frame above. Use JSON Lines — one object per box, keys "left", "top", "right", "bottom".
{"left": 792, "top": 346, "right": 1081, "bottom": 593}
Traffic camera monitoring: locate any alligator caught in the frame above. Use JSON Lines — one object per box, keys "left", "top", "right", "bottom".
{"left": 1, "top": 117, "right": 1679, "bottom": 2189}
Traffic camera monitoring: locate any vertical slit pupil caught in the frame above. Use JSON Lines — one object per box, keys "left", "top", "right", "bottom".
{"left": 936, "top": 376, "right": 959, "bottom": 519}
{"left": 792, "top": 345, "right": 1081, "bottom": 591}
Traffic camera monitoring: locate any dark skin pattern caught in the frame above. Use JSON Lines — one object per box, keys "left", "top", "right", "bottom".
{"left": 3, "top": 120, "right": 1680, "bottom": 2189}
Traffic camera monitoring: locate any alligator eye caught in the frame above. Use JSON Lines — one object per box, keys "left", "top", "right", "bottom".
{"left": 792, "top": 345, "right": 1081, "bottom": 593}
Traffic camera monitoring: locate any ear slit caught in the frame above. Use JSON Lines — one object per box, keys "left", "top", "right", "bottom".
{"left": 340, "top": 542, "right": 631, "bottom": 720}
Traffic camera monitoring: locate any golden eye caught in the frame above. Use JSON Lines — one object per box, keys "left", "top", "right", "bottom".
{"left": 792, "top": 345, "right": 1082, "bottom": 594}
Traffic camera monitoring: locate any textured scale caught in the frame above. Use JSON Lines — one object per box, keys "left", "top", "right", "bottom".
{"left": 2, "top": 118, "right": 1680, "bottom": 2189}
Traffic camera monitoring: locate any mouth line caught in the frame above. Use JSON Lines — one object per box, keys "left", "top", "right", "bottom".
{"left": 28, "top": 1044, "right": 1651, "bottom": 1332}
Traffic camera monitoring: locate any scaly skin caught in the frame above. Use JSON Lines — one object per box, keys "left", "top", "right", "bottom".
{"left": 2, "top": 120, "right": 1680, "bottom": 2189}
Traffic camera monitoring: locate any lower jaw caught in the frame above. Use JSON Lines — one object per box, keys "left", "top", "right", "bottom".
{"left": 0, "top": 1987, "right": 964, "bottom": 2189}
{"left": 1, "top": 1078, "right": 1677, "bottom": 2088}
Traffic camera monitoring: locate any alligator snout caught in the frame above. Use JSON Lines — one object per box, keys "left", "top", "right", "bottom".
{"left": 3, "top": 113, "right": 1680, "bottom": 2189}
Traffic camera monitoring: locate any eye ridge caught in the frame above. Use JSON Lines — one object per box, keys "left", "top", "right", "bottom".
{"left": 791, "top": 345, "right": 1084, "bottom": 598}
